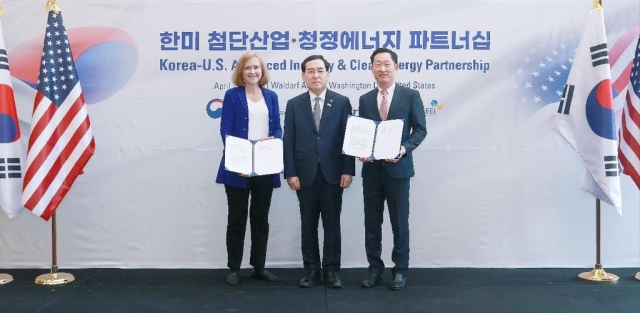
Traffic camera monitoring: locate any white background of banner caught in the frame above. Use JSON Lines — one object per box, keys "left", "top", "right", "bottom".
{"left": 0, "top": 0, "right": 638, "bottom": 268}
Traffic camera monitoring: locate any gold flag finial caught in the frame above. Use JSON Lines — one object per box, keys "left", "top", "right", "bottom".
{"left": 0, "top": 3, "right": 4, "bottom": 18}
{"left": 592, "top": 0, "right": 602, "bottom": 10}
{"left": 46, "top": 0, "right": 60, "bottom": 14}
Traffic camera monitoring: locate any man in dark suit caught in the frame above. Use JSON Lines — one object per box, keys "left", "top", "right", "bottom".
{"left": 283, "top": 55, "right": 355, "bottom": 289}
{"left": 358, "top": 48, "right": 427, "bottom": 290}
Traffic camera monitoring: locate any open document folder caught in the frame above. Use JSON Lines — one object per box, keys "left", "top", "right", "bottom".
{"left": 342, "top": 115, "right": 403, "bottom": 160}
{"left": 224, "top": 136, "right": 283, "bottom": 176}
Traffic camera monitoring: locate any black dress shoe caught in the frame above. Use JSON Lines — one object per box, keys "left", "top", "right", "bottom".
{"left": 389, "top": 273, "right": 406, "bottom": 290}
{"left": 299, "top": 269, "right": 321, "bottom": 288}
{"left": 226, "top": 271, "right": 240, "bottom": 286}
{"left": 252, "top": 269, "right": 279, "bottom": 282}
{"left": 325, "top": 269, "right": 342, "bottom": 289}
{"left": 361, "top": 273, "right": 382, "bottom": 288}
{"left": 251, "top": 270, "right": 278, "bottom": 282}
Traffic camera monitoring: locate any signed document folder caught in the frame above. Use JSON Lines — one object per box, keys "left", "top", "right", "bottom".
{"left": 342, "top": 115, "right": 403, "bottom": 160}
{"left": 224, "top": 136, "right": 283, "bottom": 176}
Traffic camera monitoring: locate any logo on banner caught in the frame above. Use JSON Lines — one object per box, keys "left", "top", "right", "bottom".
{"left": 9, "top": 27, "right": 139, "bottom": 105}
{"left": 206, "top": 98, "right": 223, "bottom": 119}
{"left": 426, "top": 99, "right": 444, "bottom": 116}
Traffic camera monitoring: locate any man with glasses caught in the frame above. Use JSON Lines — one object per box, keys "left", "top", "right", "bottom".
{"left": 358, "top": 48, "right": 427, "bottom": 290}
{"left": 283, "top": 55, "right": 355, "bottom": 288}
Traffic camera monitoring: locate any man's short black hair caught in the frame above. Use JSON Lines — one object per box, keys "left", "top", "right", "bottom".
{"left": 370, "top": 48, "right": 398, "bottom": 64}
{"left": 301, "top": 55, "right": 331, "bottom": 72}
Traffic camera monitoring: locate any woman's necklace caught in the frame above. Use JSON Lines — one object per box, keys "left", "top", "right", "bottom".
{"left": 247, "top": 92, "right": 260, "bottom": 102}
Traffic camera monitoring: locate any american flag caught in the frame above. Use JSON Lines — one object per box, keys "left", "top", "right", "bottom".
{"left": 21, "top": 11, "right": 95, "bottom": 221}
{"left": 618, "top": 37, "right": 640, "bottom": 188}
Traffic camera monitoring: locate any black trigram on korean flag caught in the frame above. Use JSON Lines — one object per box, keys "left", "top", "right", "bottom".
{"left": 590, "top": 43, "right": 609, "bottom": 67}
{"left": 0, "top": 49, "right": 9, "bottom": 71}
{"left": 604, "top": 155, "right": 619, "bottom": 177}
{"left": 557, "top": 84, "right": 575, "bottom": 114}
{"left": 0, "top": 158, "right": 21, "bottom": 179}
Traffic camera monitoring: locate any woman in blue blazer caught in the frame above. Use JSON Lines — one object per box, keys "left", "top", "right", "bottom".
{"left": 215, "top": 52, "right": 282, "bottom": 286}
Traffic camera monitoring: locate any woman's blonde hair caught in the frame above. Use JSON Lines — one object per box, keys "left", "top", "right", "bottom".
{"left": 231, "top": 51, "right": 270, "bottom": 86}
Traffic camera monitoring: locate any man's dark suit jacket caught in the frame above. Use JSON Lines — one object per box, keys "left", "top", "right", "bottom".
{"left": 283, "top": 89, "right": 355, "bottom": 185}
{"left": 358, "top": 84, "right": 427, "bottom": 178}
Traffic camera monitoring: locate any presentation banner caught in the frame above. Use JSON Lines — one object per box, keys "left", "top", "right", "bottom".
{"left": 0, "top": 0, "right": 638, "bottom": 268}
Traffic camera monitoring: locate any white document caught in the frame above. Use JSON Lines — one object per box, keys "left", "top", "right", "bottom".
{"left": 372, "top": 119, "right": 404, "bottom": 160}
{"left": 342, "top": 116, "right": 376, "bottom": 158}
{"left": 342, "top": 116, "right": 403, "bottom": 160}
{"left": 224, "top": 136, "right": 283, "bottom": 176}
{"left": 253, "top": 139, "right": 284, "bottom": 176}
{"left": 224, "top": 136, "right": 253, "bottom": 175}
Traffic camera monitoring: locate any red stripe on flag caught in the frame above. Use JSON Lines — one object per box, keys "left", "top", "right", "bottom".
{"left": 33, "top": 92, "right": 44, "bottom": 114}
{"left": 612, "top": 62, "right": 633, "bottom": 94}
{"left": 38, "top": 139, "right": 95, "bottom": 221}
{"left": 619, "top": 91, "right": 640, "bottom": 190}
{"left": 621, "top": 108, "right": 640, "bottom": 158}
{"left": 626, "top": 91, "right": 640, "bottom": 128}
{"left": 619, "top": 151, "right": 640, "bottom": 189}
{"left": 609, "top": 22, "right": 640, "bottom": 65}
{"left": 23, "top": 115, "right": 91, "bottom": 211}
{"left": 26, "top": 101, "right": 56, "bottom": 150}
{"left": 23, "top": 96, "right": 85, "bottom": 187}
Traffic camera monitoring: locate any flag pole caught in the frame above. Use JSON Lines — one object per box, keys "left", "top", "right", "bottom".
{"left": 578, "top": 199, "right": 619, "bottom": 282}
{"left": 574, "top": 0, "right": 619, "bottom": 285}
{"left": 35, "top": 213, "right": 74, "bottom": 285}
{"left": 32, "top": 0, "right": 74, "bottom": 285}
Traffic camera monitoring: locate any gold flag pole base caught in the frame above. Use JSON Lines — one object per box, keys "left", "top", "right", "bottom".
{"left": 35, "top": 266, "right": 74, "bottom": 285}
{"left": 0, "top": 273, "right": 13, "bottom": 284}
{"left": 578, "top": 264, "right": 619, "bottom": 283}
